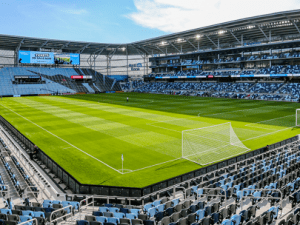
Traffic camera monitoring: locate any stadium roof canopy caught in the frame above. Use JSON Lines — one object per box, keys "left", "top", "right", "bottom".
{"left": 1, "top": 9, "right": 300, "bottom": 57}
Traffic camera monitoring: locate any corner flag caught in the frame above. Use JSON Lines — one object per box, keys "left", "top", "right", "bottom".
{"left": 121, "top": 154, "right": 124, "bottom": 173}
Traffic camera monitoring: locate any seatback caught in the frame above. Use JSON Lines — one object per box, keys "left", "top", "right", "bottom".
{"left": 180, "top": 209, "right": 189, "bottom": 218}
{"left": 204, "top": 206, "right": 212, "bottom": 217}
{"left": 211, "top": 212, "right": 220, "bottom": 224}
{"left": 103, "top": 212, "right": 113, "bottom": 218}
{"left": 197, "top": 202, "right": 205, "bottom": 210}
{"left": 137, "top": 214, "right": 147, "bottom": 221}
{"left": 126, "top": 213, "right": 136, "bottom": 220}
{"left": 228, "top": 204, "right": 237, "bottom": 217}
{"left": 165, "top": 201, "right": 172, "bottom": 209}
{"left": 178, "top": 217, "right": 188, "bottom": 225}
{"left": 154, "top": 212, "right": 164, "bottom": 222}
{"left": 132, "top": 219, "right": 143, "bottom": 225}
{"left": 7, "top": 214, "right": 19, "bottom": 222}
{"left": 174, "top": 203, "right": 183, "bottom": 212}
{"left": 231, "top": 214, "right": 241, "bottom": 225}
{"left": 189, "top": 205, "right": 197, "bottom": 214}
{"left": 160, "top": 216, "right": 170, "bottom": 225}
{"left": 220, "top": 208, "right": 228, "bottom": 220}
{"left": 0, "top": 214, "right": 7, "bottom": 220}
{"left": 85, "top": 216, "right": 96, "bottom": 222}
{"left": 196, "top": 209, "right": 205, "bottom": 221}
{"left": 183, "top": 201, "right": 191, "bottom": 209}
{"left": 171, "top": 212, "right": 180, "bottom": 222}
{"left": 165, "top": 207, "right": 174, "bottom": 216}
{"left": 187, "top": 213, "right": 196, "bottom": 225}
{"left": 119, "top": 218, "right": 130, "bottom": 225}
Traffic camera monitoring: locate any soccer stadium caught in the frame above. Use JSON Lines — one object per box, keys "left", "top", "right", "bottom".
{"left": 2, "top": 3, "right": 300, "bottom": 225}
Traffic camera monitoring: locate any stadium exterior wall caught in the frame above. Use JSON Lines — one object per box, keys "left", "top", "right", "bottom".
{"left": 0, "top": 115, "right": 297, "bottom": 199}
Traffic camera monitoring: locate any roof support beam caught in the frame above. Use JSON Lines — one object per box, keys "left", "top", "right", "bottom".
{"left": 16, "top": 38, "right": 25, "bottom": 52}
{"left": 168, "top": 42, "right": 182, "bottom": 53}
{"left": 79, "top": 43, "right": 91, "bottom": 54}
{"left": 108, "top": 45, "right": 121, "bottom": 59}
{"left": 185, "top": 39, "right": 197, "bottom": 51}
{"left": 16, "top": 38, "right": 25, "bottom": 66}
{"left": 130, "top": 44, "right": 146, "bottom": 58}
{"left": 257, "top": 26, "right": 269, "bottom": 39}
{"left": 205, "top": 35, "right": 218, "bottom": 48}
{"left": 155, "top": 45, "right": 166, "bottom": 55}
{"left": 40, "top": 40, "right": 49, "bottom": 48}
{"left": 292, "top": 20, "right": 300, "bottom": 35}
{"left": 60, "top": 42, "right": 70, "bottom": 50}
{"left": 94, "top": 44, "right": 110, "bottom": 55}
{"left": 134, "top": 44, "right": 151, "bottom": 55}
{"left": 228, "top": 30, "right": 241, "bottom": 44}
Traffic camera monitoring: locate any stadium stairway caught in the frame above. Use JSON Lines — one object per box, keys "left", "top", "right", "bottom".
{"left": 0, "top": 125, "right": 64, "bottom": 202}
{"left": 82, "top": 83, "right": 95, "bottom": 94}
{"left": 274, "top": 83, "right": 287, "bottom": 94}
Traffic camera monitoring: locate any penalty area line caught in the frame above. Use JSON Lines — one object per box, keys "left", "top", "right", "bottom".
{"left": 0, "top": 103, "right": 123, "bottom": 174}
{"left": 122, "top": 158, "right": 181, "bottom": 174}
{"left": 197, "top": 107, "right": 261, "bottom": 117}
{"left": 245, "top": 114, "right": 294, "bottom": 126}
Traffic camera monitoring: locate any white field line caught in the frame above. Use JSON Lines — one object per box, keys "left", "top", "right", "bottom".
{"left": 243, "top": 125, "right": 276, "bottom": 130}
{"left": 122, "top": 158, "right": 181, "bottom": 174}
{"left": 147, "top": 124, "right": 181, "bottom": 133}
{"left": 197, "top": 104, "right": 296, "bottom": 117}
{"left": 0, "top": 103, "right": 123, "bottom": 174}
{"left": 198, "top": 108, "right": 258, "bottom": 117}
{"left": 184, "top": 148, "right": 249, "bottom": 166}
{"left": 242, "top": 125, "right": 296, "bottom": 142}
{"left": 146, "top": 119, "right": 182, "bottom": 133}
{"left": 184, "top": 141, "right": 249, "bottom": 159}
{"left": 245, "top": 114, "right": 294, "bottom": 126}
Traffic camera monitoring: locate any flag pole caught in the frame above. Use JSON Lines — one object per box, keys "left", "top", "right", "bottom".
{"left": 122, "top": 154, "right": 123, "bottom": 174}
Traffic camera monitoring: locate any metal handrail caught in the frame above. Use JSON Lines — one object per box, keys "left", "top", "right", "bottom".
{"left": 23, "top": 185, "right": 40, "bottom": 199}
{"left": 0, "top": 126, "right": 52, "bottom": 199}
{"left": 240, "top": 188, "right": 283, "bottom": 209}
{"left": 49, "top": 205, "right": 73, "bottom": 223}
{"left": 0, "top": 185, "right": 9, "bottom": 198}
{"left": 78, "top": 196, "right": 95, "bottom": 220}
{"left": 196, "top": 187, "right": 227, "bottom": 205}
{"left": 18, "top": 218, "right": 38, "bottom": 225}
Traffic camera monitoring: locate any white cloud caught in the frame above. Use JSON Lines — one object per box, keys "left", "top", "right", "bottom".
{"left": 128, "top": 0, "right": 300, "bottom": 33}
{"left": 44, "top": 3, "right": 88, "bottom": 15}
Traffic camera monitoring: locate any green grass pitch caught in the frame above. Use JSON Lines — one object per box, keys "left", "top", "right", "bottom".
{"left": 0, "top": 93, "right": 299, "bottom": 188}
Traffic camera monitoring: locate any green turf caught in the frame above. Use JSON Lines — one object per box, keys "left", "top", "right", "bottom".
{"left": 0, "top": 93, "right": 299, "bottom": 188}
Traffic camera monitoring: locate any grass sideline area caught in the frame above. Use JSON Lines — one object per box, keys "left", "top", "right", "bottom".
{"left": 0, "top": 93, "right": 299, "bottom": 188}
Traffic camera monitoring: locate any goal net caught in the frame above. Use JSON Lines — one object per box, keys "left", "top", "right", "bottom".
{"left": 296, "top": 109, "right": 300, "bottom": 127}
{"left": 182, "top": 122, "right": 249, "bottom": 165}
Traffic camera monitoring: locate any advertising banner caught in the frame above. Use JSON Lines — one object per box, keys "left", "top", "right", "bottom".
{"left": 19, "top": 51, "right": 54, "bottom": 64}
{"left": 19, "top": 51, "right": 80, "bottom": 65}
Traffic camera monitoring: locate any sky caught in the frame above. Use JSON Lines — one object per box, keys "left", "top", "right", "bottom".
{"left": 0, "top": 0, "right": 300, "bottom": 44}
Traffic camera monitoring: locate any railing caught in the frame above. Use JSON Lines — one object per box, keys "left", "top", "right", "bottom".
{"left": 78, "top": 196, "right": 95, "bottom": 220}
{"left": 49, "top": 205, "right": 73, "bottom": 224}
{"left": 196, "top": 187, "right": 227, "bottom": 204}
{"left": 0, "top": 184, "right": 9, "bottom": 198}
{"left": 240, "top": 188, "right": 283, "bottom": 209}
{"left": 0, "top": 126, "right": 52, "bottom": 199}
{"left": 18, "top": 218, "right": 38, "bottom": 225}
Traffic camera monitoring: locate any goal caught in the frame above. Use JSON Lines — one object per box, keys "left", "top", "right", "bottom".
{"left": 296, "top": 109, "right": 300, "bottom": 127}
{"left": 182, "top": 122, "right": 249, "bottom": 165}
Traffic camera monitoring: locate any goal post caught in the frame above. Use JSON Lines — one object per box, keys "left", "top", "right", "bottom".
{"left": 182, "top": 122, "right": 249, "bottom": 165}
{"left": 296, "top": 109, "right": 300, "bottom": 127}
